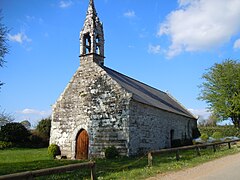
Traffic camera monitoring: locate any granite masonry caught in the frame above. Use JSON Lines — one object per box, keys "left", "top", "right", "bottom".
{"left": 50, "top": 0, "right": 198, "bottom": 159}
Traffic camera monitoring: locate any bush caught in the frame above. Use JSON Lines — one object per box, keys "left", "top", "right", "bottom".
{"left": 105, "top": 146, "right": 119, "bottom": 159}
{"left": 48, "top": 144, "right": 61, "bottom": 158}
{"left": 36, "top": 118, "right": 51, "bottom": 141}
{"left": 212, "top": 132, "right": 223, "bottom": 140}
{"left": 29, "top": 130, "right": 49, "bottom": 148}
{"left": 200, "top": 133, "right": 209, "bottom": 142}
{"left": 0, "top": 141, "right": 12, "bottom": 149}
{"left": 0, "top": 123, "right": 30, "bottom": 145}
{"left": 199, "top": 126, "right": 240, "bottom": 137}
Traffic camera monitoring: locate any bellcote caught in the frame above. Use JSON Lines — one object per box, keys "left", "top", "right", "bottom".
{"left": 80, "top": 0, "right": 105, "bottom": 66}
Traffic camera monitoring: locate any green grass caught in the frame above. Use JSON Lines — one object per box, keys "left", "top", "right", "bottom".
{"left": 1, "top": 144, "right": 240, "bottom": 180}
{"left": 0, "top": 148, "right": 82, "bottom": 175}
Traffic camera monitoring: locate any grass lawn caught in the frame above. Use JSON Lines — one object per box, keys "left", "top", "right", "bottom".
{"left": 1, "top": 144, "right": 240, "bottom": 180}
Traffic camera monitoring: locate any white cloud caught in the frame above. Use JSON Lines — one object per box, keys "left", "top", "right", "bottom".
{"left": 234, "top": 38, "right": 240, "bottom": 49}
{"left": 148, "top": 44, "right": 161, "bottom": 54}
{"left": 124, "top": 10, "right": 136, "bottom": 18}
{"left": 26, "top": 15, "right": 44, "bottom": 25}
{"left": 128, "top": 45, "right": 135, "bottom": 48}
{"left": 18, "top": 108, "right": 51, "bottom": 116}
{"left": 178, "top": 0, "right": 193, "bottom": 7}
{"left": 8, "top": 32, "right": 32, "bottom": 44}
{"left": 59, "top": 0, "right": 73, "bottom": 8}
{"left": 188, "top": 108, "right": 210, "bottom": 119}
{"left": 15, "top": 109, "right": 51, "bottom": 128}
{"left": 158, "top": 0, "right": 240, "bottom": 58}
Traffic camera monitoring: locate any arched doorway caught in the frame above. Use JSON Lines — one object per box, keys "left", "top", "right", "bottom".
{"left": 76, "top": 129, "right": 89, "bottom": 159}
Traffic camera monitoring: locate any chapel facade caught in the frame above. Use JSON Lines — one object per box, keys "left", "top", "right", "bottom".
{"left": 50, "top": 0, "right": 198, "bottom": 159}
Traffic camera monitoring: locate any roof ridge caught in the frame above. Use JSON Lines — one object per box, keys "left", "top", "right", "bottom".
{"left": 103, "top": 66, "right": 167, "bottom": 95}
{"left": 102, "top": 65, "right": 197, "bottom": 119}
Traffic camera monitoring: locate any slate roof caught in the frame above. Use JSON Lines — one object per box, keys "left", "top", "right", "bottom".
{"left": 103, "top": 66, "right": 197, "bottom": 119}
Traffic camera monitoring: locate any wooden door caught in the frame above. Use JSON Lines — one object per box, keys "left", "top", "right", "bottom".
{"left": 76, "top": 129, "right": 89, "bottom": 159}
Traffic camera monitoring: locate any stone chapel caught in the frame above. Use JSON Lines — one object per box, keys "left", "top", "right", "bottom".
{"left": 50, "top": 0, "right": 198, "bottom": 159}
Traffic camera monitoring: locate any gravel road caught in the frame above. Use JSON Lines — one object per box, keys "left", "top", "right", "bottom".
{"left": 147, "top": 152, "right": 240, "bottom": 180}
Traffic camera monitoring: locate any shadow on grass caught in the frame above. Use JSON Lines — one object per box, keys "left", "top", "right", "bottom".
{"left": 0, "top": 159, "right": 82, "bottom": 176}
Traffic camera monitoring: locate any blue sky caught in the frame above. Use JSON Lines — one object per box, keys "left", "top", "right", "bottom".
{"left": 1, "top": 0, "right": 240, "bottom": 126}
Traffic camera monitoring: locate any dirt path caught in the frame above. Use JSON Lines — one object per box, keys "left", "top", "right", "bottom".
{"left": 147, "top": 153, "right": 240, "bottom": 180}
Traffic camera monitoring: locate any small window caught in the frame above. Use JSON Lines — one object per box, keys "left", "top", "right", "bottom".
{"left": 84, "top": 33, "right": 91, "bottom": 54}
{"left": 96, "top": 35, "right": 100, "bottom": 43}
{"left": 96, "top": 45, "right": 100, "bottom": 55}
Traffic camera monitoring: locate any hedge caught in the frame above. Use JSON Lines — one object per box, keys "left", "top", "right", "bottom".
{"left": 199, "top": 126, "right": 240, "bottom": 137}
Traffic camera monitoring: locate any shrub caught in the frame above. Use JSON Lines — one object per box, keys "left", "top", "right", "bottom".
{"left": 105, "top": 146, "right": 119, "bottom": 159}
{"left": 199, "top": 126, "right": 240, "bottom": 137}
{"left": 0, "top": 141, "right": 12, "bottom": 149}
{"left": 29, "top": 130, "right": 49, "bottom": 148}
{"left": 0, "top": 123, "right": 30, "bottom": 145}
{"left": 48, "top": 144, "right": 61, "bottom": 158}
{"left": 212, "top": 132, "right": 223, "bottom": 140}
{"left": 200, "top": 133, "right": 209, "bottom": 142}
{"left": 36, "top": 118, "right": 51, "bottom": 141}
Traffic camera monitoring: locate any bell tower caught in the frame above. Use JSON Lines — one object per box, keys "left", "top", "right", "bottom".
{"left": 80, "top": 0, "right": 105, "bottom": 66}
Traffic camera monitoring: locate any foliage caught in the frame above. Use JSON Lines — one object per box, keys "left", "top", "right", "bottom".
{"left": 29, "top": 130, "right": 49, "bottom": 148}
{"left": 0, "top": 10, "right": 10, "bottom": 88}
{"left": 105, "top": 146, "right": 119, "bottom": 159}
{"left": 36, "top": 117, "right": 51, "bottom": 140}
{"left": 0, "top": 122, "right": 30, "bottom": 145}
{"left": 48, "top": 144, "right": 61, "bottom": 158}
{"left": 198, "top": 59, "right": 240, "bottom": 127}
{"left": 212, "top": 132, "right": 223, "bottom": 140}
{"left": 0, "top": 141, "right": 12, "bottom": 149}
{"left": 199, "top": 126, "right": 240, "bottom": 137}
{"left": 200, "top": 133, "right": 209, "bottom": 142}
{"left": 20, "top": 120, "right": 31, "bottom": 129}
{"left": 0, "top": 110, "right": 14, "bottom": 127}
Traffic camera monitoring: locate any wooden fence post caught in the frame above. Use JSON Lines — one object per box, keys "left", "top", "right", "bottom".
{"left": 148, "top": 152, "right": 153, "bottom": 167}
{"left": 176, "top": 150, "right": 180, "bottom": 161}
{"left": 91, "top": 162, "right": 97, "bottom": 180}
{"left": 228, "top": 142, "right": 231, "bottom": 149}
{"left": 213, "top": 145, "right": 216, "bottom": 152}
{"left": 195, "top": 147, "right": 201, "bottom": 156}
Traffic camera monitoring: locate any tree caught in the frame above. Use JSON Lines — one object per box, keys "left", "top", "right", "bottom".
{"left": 20, "top": 120, "right": 31, "bottom": 129}
{"left": 198, "top": 59, "right": 240, "bottom": 128}
{"left": 36, "top": 117, "right": 51, "bottom": 139}
{"left": 0, "top": 110, "right": 14, "bottom": 127}
{"left": 0, "top": 122, "right": 30, "bottom": 144}
{"left": 0, "top": 10, "right": 10, "bottom": 88}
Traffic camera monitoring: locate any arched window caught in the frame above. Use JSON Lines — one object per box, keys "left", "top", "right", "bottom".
{"left": 96, "top": 35, "right": 101, "bottom": 55}
{"left": 83, "top": 33, "right": 91, "bottom": 54}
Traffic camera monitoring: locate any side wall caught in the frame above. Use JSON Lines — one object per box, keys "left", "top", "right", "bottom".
{"left": 128, "top": 100, "right": 197, "bottom": 156}
{"left": 50, "top": 58, "right": 131, "bottom": 159}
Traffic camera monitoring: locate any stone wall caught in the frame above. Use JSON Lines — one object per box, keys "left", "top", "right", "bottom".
{"left": 128, "top": 100, "right": 197, "bottom": 156}
{"left": 50, "top": 55, "right": 197, "bottom": 159}
{"left": 50, "top": 57, "right": 132, "bottom": 159}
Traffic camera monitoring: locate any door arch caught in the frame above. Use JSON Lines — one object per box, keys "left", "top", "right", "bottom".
{"left": 76, "top": 129, "right": 89, "bottom": 159}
